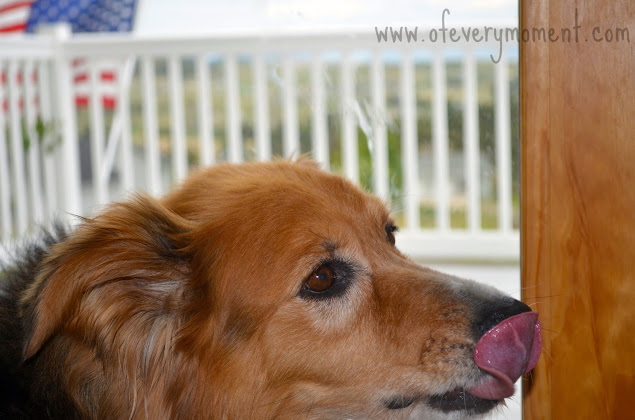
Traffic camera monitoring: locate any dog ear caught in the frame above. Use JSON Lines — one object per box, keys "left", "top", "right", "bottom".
{"left": 22, "top": 195, "right": 194, "bottom": 360}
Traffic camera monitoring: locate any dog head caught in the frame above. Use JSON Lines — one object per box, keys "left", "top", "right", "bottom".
{"left": 23, "top": 160, "right": 540, "bottom": 419}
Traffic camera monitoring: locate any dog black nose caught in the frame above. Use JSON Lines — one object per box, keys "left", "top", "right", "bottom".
{"left": 472, "top": 298, "right": 532, "bottom": 340}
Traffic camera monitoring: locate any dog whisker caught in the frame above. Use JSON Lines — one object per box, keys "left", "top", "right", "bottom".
{"left": 540, "top": 346, "right": 553, "bottom": 362}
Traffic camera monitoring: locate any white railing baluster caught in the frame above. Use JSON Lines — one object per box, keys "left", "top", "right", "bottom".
{"left": 463, "top": 49, "right": 481, "bottom": 232}
{"left": 310, "top": 53, "right": 328, "bottom": 169}
{"left": 282, "top": 55, "right": 299, "bottom": 158}
{"left": 89, "top": 59, "right": 107, "bottom": 204}
{"left": 0, "top": 61, "right": 12, "bottom": 241}
{"left": 141, "top": 56, "right": 162, "bottom": 196}
{"left": 37, "top": 60, "right": 57, "bottom": 221}
{"left": 371, "top": 51, "right": 389, "bottom": 201}
{"left": 7, "top": 60, "right": 28, "bottom": 234}
{"left": 23, "top": 61, "right": 44, "bottom": 224}
{"left": 432, "top": 50, "right": 450, "bottom": 231}
{"left": 118, "top": 57, "right": 135, "bottom": 190}
{"left": 196, "top": 54, "right": 214, "bottom": 166}
{"left": 400, "top": 50, "right": 419, "bottom": 231}
{"left": 225, "top": 54, "right": 242, "bottom": 163}
{"left": 168, "top": 55, "right": 187, "bottom": 181}
{"left": 56, "top": 58, "right": 82, "bottom": 218}
{"left": 341, "top": 52, "right": 358, "bottom": 183}
{"left": 52, "top": 25, "right": 81, "bottom": 219}
{"left": 253, "top": 53, "right": 271, "bottom": 161}
{"left": 495, "top": 55, "right": 512, "bottom": 232}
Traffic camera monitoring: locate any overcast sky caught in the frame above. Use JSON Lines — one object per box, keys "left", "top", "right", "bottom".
{"left": 135, "top": 0, "right": 518, "bottom": 35}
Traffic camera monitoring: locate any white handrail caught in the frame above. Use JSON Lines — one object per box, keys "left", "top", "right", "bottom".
{"left": 51, "top": 29, "right": 509, "bottom": 58}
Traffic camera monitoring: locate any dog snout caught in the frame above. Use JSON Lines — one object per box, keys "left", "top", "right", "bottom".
{"left": 472, "top": 297, "right": 532, "bottom": 341}
{"left": 466, "top": 296, "right": 541, "bottom": 400}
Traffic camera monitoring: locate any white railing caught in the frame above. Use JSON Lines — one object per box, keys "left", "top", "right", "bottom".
{"left": 0, "top": 25, "right": 520, "bottom": 261}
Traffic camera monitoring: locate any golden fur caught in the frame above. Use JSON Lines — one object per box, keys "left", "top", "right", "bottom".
{"left": 1, "top": 160, "right": 532, "bottom": 419}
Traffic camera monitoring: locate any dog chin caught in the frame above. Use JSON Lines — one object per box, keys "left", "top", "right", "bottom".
{"left": 381, "top": 391, "right": 501, "bottom": 420}
{"left": 407, "top": 398, "right": 502, "bottom": 420}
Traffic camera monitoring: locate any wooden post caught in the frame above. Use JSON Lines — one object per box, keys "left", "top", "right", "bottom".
{"left": 520, "top": 1, "right": 635, "bottom": 418}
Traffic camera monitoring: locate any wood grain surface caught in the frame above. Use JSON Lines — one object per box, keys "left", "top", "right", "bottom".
{"left": 520, "top": 0, "right": 635, "bottom": 418}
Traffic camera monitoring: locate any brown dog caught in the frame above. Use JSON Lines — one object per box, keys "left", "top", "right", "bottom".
{"left": 0, "top": 160, "right": 540, "bottom": 419}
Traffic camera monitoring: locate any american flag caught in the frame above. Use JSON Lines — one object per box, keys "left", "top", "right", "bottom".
{"left": 0, "top": 0, "right": 33, "bottom": 33}
{"left": 1, "top": 0, "right": 138, "bottom": 110}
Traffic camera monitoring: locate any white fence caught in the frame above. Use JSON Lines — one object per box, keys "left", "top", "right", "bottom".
{"left": 0, "top": 25, "right": 520, "bottom": 261}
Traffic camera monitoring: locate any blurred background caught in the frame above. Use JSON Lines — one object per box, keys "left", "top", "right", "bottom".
{"left": 1, "top": 2, "right": 522, "bottom": 417}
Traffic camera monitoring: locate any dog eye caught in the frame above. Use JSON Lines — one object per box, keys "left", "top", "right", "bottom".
{"left": 299, "top": 260, "right": 354, "bottom": 300}
{"left": 305, "top": 265, "right": 335, "bottom": 292}
{"left": 385, "top": 223, "right": 398, "bottom": 246}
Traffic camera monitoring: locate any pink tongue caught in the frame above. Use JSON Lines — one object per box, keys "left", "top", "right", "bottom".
{"left": 467, "top": 312, "right": 541, "bottom": 400}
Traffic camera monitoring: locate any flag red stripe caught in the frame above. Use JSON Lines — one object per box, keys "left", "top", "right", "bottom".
{"left": 74, "top": 72, "right": 116, "bottom": 83}
{"left": 0, "top": 1, "right": 122, "bottom": 111}
{"left": 0, "top": 1, "right": 32, "bottom": 15}
{"left": 102, "top": 97, "right": 116, "bottom": 108}
{"left": 74, "top": 96, "right": 117, "bottom": 109}
{"left": 0, "top": 22, "right": 27, "bottom": 32}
